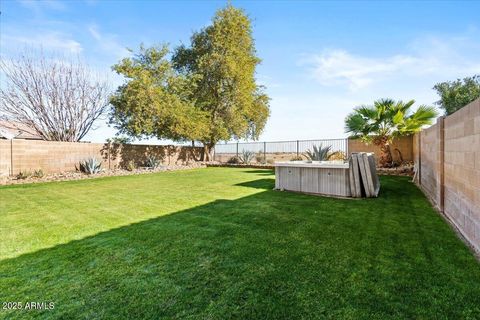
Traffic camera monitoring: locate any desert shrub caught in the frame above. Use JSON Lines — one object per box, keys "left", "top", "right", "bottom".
{"left": 78, "top": 157, "right": 102, "bottom": 174}
{"left": 290, "top": 155, "right": 303, "bottom": 161}
{"left": 145, "top": 155, "right": 161, "bottom": 169}
{"left": 16, "top": 170, "right": 31, "bottom": 180}
{"left": 266, "top": 158, "right": 275, "bottom": 165}
{"left": 33, "top": 169, "right": 44, "bottom": 178}
{"left": 238, "top": 150, "right": 255, "bottom": 164}
{"left": 227, "top": 156, "right": 240, "bottom": 164}
{"left": 255, "top": 151, "right": 265, "bottom": 163}
{"left": 328, "top": 151, "right": 346, "bottom": 161}
{"left": 126, "top": 160, "right": 136, "bottom": 171}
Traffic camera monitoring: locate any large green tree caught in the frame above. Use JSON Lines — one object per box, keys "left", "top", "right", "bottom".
{"left": 345, "top": 99, "right": 437, "bottom": 167}
{"left": 433, "top": 75, "right": 480, "bottom": 115}
{"left": 172, "top": 4, "right": 270, "bottom": 160}
{"left": 110, "top": 45, "right": 208, "bottom": 143}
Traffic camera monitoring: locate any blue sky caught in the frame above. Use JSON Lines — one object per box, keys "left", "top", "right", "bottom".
{"left": 2, "top": 0, "right": 480, "bottom": 143}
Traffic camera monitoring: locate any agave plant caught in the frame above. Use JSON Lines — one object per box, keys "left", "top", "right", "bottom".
{"left": 145, "top": 155, "right": 161, "bottom": 169}
{"left": 78, "top": 157, "right": 102, "bottom": 174}
{"left": 238, "top": 150, "right": 255, "bottom": 164}
{"left": 305, "top": 144, "right": 332, "bottom": 161}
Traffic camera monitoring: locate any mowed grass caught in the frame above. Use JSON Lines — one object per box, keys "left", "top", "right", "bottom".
{"left": 0, "top": 168, "right": 479, "bottom": 319}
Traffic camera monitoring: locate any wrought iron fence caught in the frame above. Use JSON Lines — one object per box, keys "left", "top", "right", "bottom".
{"left": 214, "top": 138, "right": 348, "bottom": 163}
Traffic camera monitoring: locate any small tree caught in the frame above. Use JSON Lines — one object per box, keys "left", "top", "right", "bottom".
{"left": 433, "top": 75, "right": 480, "bottom": 115}
{"left": 172, "top": 4, "right": 270, "bottom": 160}
{"left": 345, "top": 99, "right": 437, "bottom": 167}
{"left": 0, "top": 50, "right": 110, "bottom": 141}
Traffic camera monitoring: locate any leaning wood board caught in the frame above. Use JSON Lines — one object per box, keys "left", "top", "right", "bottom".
{"left": 350, "top": 154, "right": 363, "bottom": 198}
{"left": 367, "top": 153, "right": 380, "bottom": 197}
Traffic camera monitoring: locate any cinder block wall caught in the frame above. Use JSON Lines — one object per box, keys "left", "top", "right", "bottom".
{"left": 347, "top": 136, "right": 414, "bottom": 163}
{"left": 0, "top": 140, "right": 202, "bottom": 176}
{"left": 0, "top": 140, "right": 12, "bottom": 176}
{"left": 414, "top": 98, "right": 480, "bottom": 252}
{"left": 418, "top": 120, "right": 443, "bottom": 208}
{"left": 443, "top": 99, "right": 480, "bottom": 251}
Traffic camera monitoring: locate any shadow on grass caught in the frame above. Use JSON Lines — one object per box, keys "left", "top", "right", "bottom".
{"left": 1, "top": 176, "right": 480, "bottom": 319}
{"left": 233, "top": 169, "right": 275, "bottom": 176}
{"left": 235, "top": 178, "right": 275, "bottom": 190}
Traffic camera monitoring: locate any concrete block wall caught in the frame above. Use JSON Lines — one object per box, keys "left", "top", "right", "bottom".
{"left": 0, "top": 140, "right": 202, "bottom": 176}
{"left": 418, "top": 119, "right": 443, "bottom": 209}
{"left": 415, "top": 98, "right": 480, "bottom": 252}
{"left": 442, "top": 99, "right": 480, "bottom": 252}
{"left": 347, "top": 136, "right": 414, "bottom": 164}
{"left": 0, "top": 140, "right": 12, "bottom": 176}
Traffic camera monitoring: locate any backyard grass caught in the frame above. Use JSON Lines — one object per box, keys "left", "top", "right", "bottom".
{"left": 1, "top": 167, "right": 479, "bottom": 319}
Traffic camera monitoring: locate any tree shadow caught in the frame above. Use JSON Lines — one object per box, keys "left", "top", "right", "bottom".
{"left": 235, "top": 178, "right": 275, "bottom": 189}
{"left": 1, "top": 176, "right": 480, "bottom": 319}
{"left": 243, "top": 169, "right": 275, "bottom": 176}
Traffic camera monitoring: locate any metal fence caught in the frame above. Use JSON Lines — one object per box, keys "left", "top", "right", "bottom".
{"left": 214, "top": 138, "right": 348, "bottom": 163}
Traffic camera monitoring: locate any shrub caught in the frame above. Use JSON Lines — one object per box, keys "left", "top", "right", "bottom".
{"left": 145, "top": 155, "right": 161, "bottom": 169}
{"left": 290, "top": 155, "right": 303, "bottom": 161}
{"left": 328, "top": 151, "right": 346, "bottom": 161}
{"left": 266, "top": 158, "right": 275, "bottom": 165}
{"left": 16, "top": 170, "right": 31, "bottom": 180}
{"left": 255, "top": 151, "right": 265, "bottom": 163}
{"left": 126, "top": 160, "right": 136, "bottom": 171}
{"left": 78, "top": 157, "right": 102, "bottom": 174}
{"left": 227, "top": 156, "right": 240, "bottom": 164}
{"left": 305, "top": 144, "right": 332, "bottom": 161}
{"left": 33, "top": 169, "right": 44, "bottom": 178}
{"left": 238, "top": 150, "right": 255, "bottom": 164}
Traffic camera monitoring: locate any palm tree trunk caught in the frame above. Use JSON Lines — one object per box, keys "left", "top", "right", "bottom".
{"left": 373, "top": 136, "right": 393, "bottom": 167}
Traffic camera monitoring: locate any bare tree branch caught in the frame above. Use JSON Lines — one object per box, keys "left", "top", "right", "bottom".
{"left": 0, "top": 50, "right": 110, "bottom": 141}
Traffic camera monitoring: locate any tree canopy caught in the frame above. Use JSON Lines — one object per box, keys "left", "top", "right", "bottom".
{"left": 433, "top": 75, "right": 480, "bottom": 115}
{"left": 0, "top": 50, "right": 110, "bottom": 141}
{"left": 110, "top": 45, "right": 208, "bottom": 142}
{"left": 110, "top": 4, "right": 270, "bottom": 160}
{"left": 173, "top": 4, "right": 270, "bottom": 158}
{"left": 345, "top": 98, "right": 437, "bottom": 167}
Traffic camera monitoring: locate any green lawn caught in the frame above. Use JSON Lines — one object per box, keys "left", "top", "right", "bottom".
{"left": 1, "top": 168, "right": 479, "bottom": 319}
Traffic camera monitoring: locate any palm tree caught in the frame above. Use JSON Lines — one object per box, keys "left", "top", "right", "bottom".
{"left": 345, "top": 99, "right": 437, "bottom": 167}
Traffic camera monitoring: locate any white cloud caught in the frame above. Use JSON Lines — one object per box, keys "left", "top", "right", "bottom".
{"left": 309, "top": 50, "right": 416, "bottom": 90}
{"left": 306, "top": 33, "right": 480, "bottom": 91}
{"left": 88, "top": 24, "right": 130, "bottom": 59}
{"left": 2, "top": 32, "right": 82, "bottom": 53}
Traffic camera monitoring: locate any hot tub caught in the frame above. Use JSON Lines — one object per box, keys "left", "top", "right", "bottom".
{"left": 274, "top": 161, "right": 351, "bottom": 197}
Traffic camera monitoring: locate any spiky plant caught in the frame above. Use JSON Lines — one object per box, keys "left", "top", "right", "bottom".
{"left": 345, "top": 99, "right": 437, "bottom": 167}
{"left": 305, "top": 144, "right": 332, "bottom": 161}
{"left": 145, "top": 155, "right": 161, "bottom": 169}
{"left": 238, "top": 150, "right": 255, "bottom": 164}
{"left": 78, "top": 157, "right": 102, "bottom": 174}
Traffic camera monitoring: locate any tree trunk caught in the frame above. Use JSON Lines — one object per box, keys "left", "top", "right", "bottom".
{"left": 201, "top": 143, "right": 214, "bottom": 162}
{"left": 373, "top": 136, "right": 393, "bottom": 167}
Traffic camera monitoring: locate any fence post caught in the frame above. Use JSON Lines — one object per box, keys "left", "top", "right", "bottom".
{"left": 263, "top": 141, "right": 266, "bottom": 164}
{"left": 236, "top": 142, "right": 239, "bottom": 158}
{"left": 296, "top": 140, "right": 299, "bottom": 157}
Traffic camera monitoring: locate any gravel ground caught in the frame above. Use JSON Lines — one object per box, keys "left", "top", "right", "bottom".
{"left": 0, "top": 163, "right": 207, "bottom": 186}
